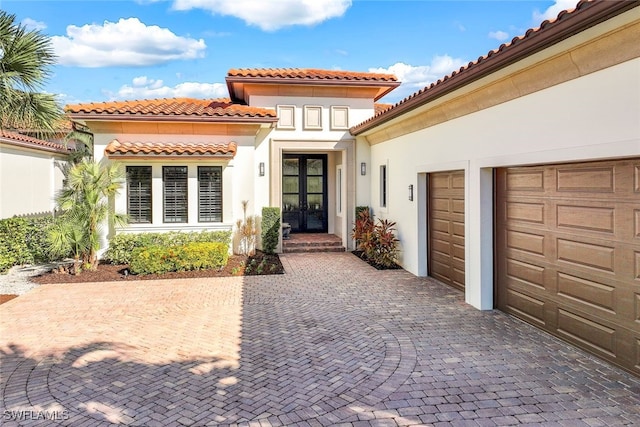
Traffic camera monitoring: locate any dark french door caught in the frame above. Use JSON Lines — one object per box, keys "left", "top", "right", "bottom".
{"left": 282, "top": 154, "right": 328, "bottom": 232}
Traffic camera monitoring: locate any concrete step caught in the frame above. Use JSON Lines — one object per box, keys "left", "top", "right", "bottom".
{"left": 283, "top": 245, "right": 346, "bottom": 253}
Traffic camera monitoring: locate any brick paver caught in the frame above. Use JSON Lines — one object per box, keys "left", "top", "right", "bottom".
{"left": 1, "top": 252, "right": 639, "bottom": 426}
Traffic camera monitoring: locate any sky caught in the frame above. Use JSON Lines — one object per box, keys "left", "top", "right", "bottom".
{"left": 2, "top": 0, "right": 579, "bottom": 106}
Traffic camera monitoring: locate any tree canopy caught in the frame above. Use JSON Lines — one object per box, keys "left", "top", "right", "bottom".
{"left": 0, "top": 10, "right": 64, "bottom": 132}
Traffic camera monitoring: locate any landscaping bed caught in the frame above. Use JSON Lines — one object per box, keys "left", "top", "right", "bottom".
{"left": 352, "top": 250, "right": 401, "bottom": 270}
{"left": 31, "top": 251, "right": 284, "bottom": 284}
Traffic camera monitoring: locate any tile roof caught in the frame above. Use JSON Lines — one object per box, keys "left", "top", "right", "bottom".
{"left": 227, "top": 68, "right": 398, "bottom": 82}
{"left": 66, "top": 98, "right": 277, "bottom": 122}
{"left": 0, "top": 129, "right": 71, "bottom": 154}
{"left": 104, "top": 139, "right": 238, "bottom": 158}
{"left": 351, "top": 0, "right": 637, "bottom": 135}
{"left": 374, "top": 103, "right": 393, "bottom": 115}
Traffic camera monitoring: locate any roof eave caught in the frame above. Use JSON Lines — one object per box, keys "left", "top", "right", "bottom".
{"left": 226, "top": 76, "right": 401, "bottom": 102}
{"left": 0, "top": 137, "right": 72, "bottom": 155}
{"left": 67, "top": 113, "right": 278, "bottom": 124}
{"left": 105, "top": 153, "right": 235, "bottom": 160}
{"left": 350, "top": 0, "right": 638, "bottom": 136}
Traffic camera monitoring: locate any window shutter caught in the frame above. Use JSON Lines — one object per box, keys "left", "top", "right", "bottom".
{"left": 163, "top": 166, "right": 188, "bottom": 223}
{"left": 198, "top": 166, "right": 222, "bottom": 222}
{"left": 126, "top": 166, "right": 152, "bottom": 223}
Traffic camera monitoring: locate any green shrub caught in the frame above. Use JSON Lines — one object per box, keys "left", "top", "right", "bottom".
{"left": 0, "top": 215, "right": 60, "bottom": 273}
{"left": 129, "top": 242, "right": 229, "bottom": 275}
{"left": 261, "top": 207, "right": 281, "bottom": 254}
{"left": 106, "top": 230, "right": 232, "bottom": 265}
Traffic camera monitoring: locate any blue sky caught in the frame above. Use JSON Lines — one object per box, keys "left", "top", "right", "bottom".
{"left": 2, "top": 0, "right": 578, "bottom": 106}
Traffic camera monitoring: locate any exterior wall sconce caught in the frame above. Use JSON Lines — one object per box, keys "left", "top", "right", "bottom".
{"left": 408, "top": 184, "right": 414, "bottom": 201}
{"left": 360, "top": 162, "right": 366, "bottom": 176}
{"left": 259, "top": 162, "right": 265, "bottom": 176}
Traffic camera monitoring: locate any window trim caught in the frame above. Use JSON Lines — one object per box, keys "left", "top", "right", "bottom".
{"left": 303, "top": 105, "right": 323, "bottom": 130}
{"left": 276, "top": 105, "right": 296, "bottom": 130}
{"left": 330, "top": 106, "right": 349, "bottom": 130}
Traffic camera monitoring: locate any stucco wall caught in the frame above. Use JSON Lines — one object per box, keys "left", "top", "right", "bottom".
{"left": 0, "top": 145, "right": 65, "bottom": 218}
{"left": 366, "top": 57, "right": 640, "bottom": 309}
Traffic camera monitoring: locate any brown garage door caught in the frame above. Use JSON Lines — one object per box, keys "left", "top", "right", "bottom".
{"left": 496, "top": 159, "right": 640, "bottom": 375}
{"left": 429, "top": 170, "right": 465, "bottom": 292}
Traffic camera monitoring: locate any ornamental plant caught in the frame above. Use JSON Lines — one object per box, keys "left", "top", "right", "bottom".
{"left": 352, "top": 209, "right": 399, "bottom": 269}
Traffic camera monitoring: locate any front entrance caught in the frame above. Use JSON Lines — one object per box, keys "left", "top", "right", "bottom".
{"left": 282, "top": 154, "right": 328, "bottom": 232}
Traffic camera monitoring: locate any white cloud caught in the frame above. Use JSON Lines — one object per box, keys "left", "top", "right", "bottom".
{"left": 22, "top": 18, "right": 47, "bottom": 31}
{"left": 533, "top": 0, "right": 578, "bottom": 23}
{"left": 488, "top": 30, "right": 509, "bottom": 41}
{"left": 370, "top": 55, "right": 467, "bottom": 102}
{"left": 171, "top": 0, "right": 352, "bottom": 31}
{"left": 51, "top": 18, "right": 206, "bottom": 67}
{"left": 112, "top": 76, "right": 228, "bottom": 100}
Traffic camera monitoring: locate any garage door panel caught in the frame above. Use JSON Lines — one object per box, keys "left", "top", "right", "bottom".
{"left": 452, "top": 221, "right": 465, "bottom": 238}
{"left": 556, "top": 238, "right": 615, "bottom": 273}
{"left": 556, "top": 204, "right": 615, "bottom": 234}
{"left": 556, "top": 166, "right": 615, "bottom": 193}
{"left": 429, "top": 170, "right": 465, "bottom": 291}
{"left": 507, "top": 201, "right": 545, "bottom": 224}
{"left": 556, "top": 272, "right": 616, "bottom": 313}
{"left": 557, "top": 309, "right": 616, "bottom": 357}
{"left": 431, "top": 198, "right": 451, "bottom": 213}
{"left": 452, "top": 199, "right": 465, "bottom": 214}
{"left": 505, "top": 289, "right": 547, "bottom": 326}
{"left": 506, "top": 169, "right": 545, "bottom": 191}
{"left": 507, "top": 259, "right": 546, "bottom": 289}
{"left": 497, "top": 158, "right": 640, "bottom": 376}
{"left": 507, "top": 230, "right": 546, "bottom": 256}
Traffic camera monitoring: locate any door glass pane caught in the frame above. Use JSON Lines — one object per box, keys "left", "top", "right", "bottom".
{"left": 282, "top": 194, "right": 298, "bottom": 212}
{"left": 307, "top": 159, "right": 323, "bottom": 175}
{"left": 283, "top": 176, "right": 299, "bottom": 193}
{"left": 307, "top": 194, "right": 323, "bottom": 211}
{"left": 307, "top": 176, "right": 323, "bottom": 193}
{"left": 283, "top": 158, "right": 299, "bottom": 175}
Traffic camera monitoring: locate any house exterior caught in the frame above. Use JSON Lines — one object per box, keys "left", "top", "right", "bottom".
{"left": 66, "top": 71, "right": 398, "bottom": 253}
{"left": 66, "top": 1, "right": 639, "bottom": 374}
{"left": 0, "top": 130, "right": 71, "bottom": 218}
{"left": 351, "top": 1, "right": 640, "bottom": 375}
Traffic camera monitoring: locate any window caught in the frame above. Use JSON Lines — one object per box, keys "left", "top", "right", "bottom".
{"left": 163, "top": 166, "right": 188, "bottom": 223}
{"left": 198, "top": 166, "right": 222, "bottom": 222}
{"left": 380, "top": 165, "right": 387, "bottom": 208}
{"left": 126, "top": 166, "right": 152, "bottom": 223}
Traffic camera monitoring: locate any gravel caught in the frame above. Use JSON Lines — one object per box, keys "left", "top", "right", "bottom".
{"left": 0, "top": 263, "right": 65, "bottom": 295}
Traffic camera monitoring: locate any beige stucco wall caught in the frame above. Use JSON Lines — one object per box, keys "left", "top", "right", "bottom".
{"left": 365, "top": 57, "right": 640, "bottom": 310}
{"left": 0, "top": 144, "right": 66, "bottom": 218}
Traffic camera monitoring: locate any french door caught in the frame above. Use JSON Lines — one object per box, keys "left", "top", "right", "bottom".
{"left": 282, "top": 154, "right": 328, "bottom": 232}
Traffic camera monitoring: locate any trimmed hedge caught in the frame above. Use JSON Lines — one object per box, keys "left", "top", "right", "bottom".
{"left": 0, "top": 215, "right": 60, "bottom": 273}
{"left": 129, "top": 242, "right": 229, "bottom": 275}
{"left": 105, "top": 230, "right": 232, "bottom": 265}
{"left": 261, "top": 207, "right": 281, "bottom": 254}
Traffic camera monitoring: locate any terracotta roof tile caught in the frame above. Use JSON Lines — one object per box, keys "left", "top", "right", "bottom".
{"left": 104, "top": 140, "right": 238, "bottom": 158}
{"left": 374, "top": 103, "right": 393, "bottom": 115}
{"left": 66, "top": 98, "right": 276, "bottom": 120}
{"left": 0, "top": 129, "right": 71, "bottom": 154}
{"left": 227, "top": 68, "right": 398, "bottom": 82}
{"left": 351, "top": 0, "right": 634, "bottom": 134}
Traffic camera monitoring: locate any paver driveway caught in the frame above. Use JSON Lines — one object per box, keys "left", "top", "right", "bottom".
{"left": 1, "top": 253, "right": 639, "bottom": 426}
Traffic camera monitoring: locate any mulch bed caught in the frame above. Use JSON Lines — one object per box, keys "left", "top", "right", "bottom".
{"left": 31, "top": 251, "right": 284, "bottom": 284}
{"left": 352, "top": 250, "right": 402, "bottom": 270}
{"left": 0, "top": 295, "right": 18, "bottom": 305}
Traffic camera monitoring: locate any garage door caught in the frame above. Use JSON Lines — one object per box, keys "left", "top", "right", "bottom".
{"left": 496, "top": 159, "right": 640, "bottom": 375}
{"left": 429, "top": 170, "right": 465, "bottom": 292}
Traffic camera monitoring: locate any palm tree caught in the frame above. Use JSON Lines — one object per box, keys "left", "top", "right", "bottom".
{"left": 49, "top": 159, "right": 128, "bottom": 271}
{"left": 0, "top": 10, "right": 63, "bottom": 132}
